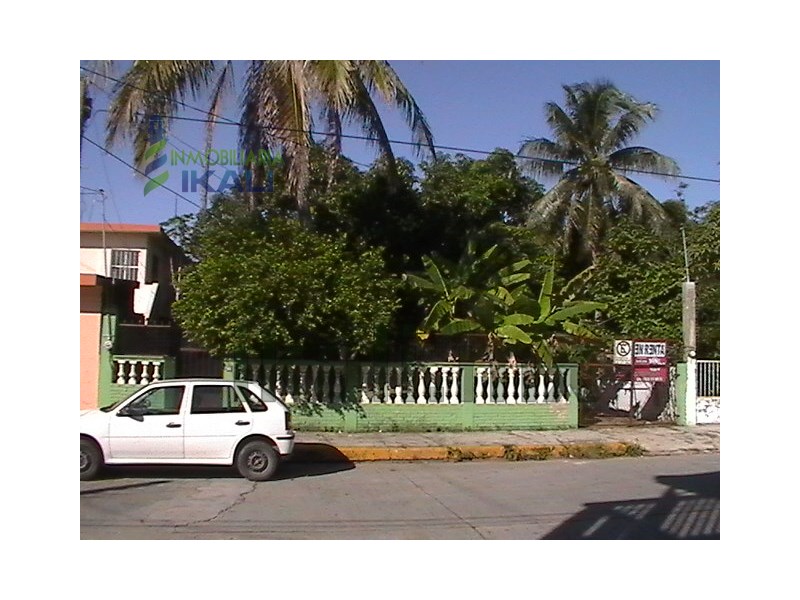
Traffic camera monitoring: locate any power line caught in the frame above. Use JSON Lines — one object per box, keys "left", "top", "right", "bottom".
{"left": 80, "top": 64, "right": 720, "bottom": 184}
{"left": 160, "top": 113, "right": 721, "bottom": 184}
{"left": 81, "top": 135, "right": 203, "bottom": 212}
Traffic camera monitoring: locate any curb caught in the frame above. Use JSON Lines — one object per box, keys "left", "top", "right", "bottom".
{"left": 291, "top": 442, "right": 645, "bottom": 463}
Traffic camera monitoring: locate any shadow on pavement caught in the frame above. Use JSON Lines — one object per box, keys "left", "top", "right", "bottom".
{"left": 543, "top": 471, "right": 720, "bottom": 540}
{"left": 84, "top": 443, "right": 356, "bottom": 483}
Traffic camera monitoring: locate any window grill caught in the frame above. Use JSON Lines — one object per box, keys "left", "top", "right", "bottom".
{"left": 110, "top": 249, "right": 140, "bottom": 281}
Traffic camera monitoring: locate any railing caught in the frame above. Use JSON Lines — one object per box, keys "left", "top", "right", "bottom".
{"left": 475, "top": 365, "right": 570, "bottom": 404}
{"left": 696, "top": 360, "right": 720, "bottom": 398}
{"left": 113, "top": 356, "right": 167, "bottom": 386}
{"left": 234, "top": 360, "right": 574, "bottom": 405}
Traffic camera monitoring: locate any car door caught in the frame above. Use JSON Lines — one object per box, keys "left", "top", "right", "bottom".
{"left": 183, "top": 383, "right": 253, "bottom": 460}
{"left": 108, "top": 384, "right": 187, "bottom": 460}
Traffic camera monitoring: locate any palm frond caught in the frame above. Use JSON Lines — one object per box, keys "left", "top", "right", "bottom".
{"left": 359, "top": 61, "right": 436, "bottom": 158}
{"left": 609, "top": 146, "right": 680, "bottom": 180}
{"left": 517, "top": 138, "right": 568, "bottom": 180}
{"left": 105, "top": 60, "right": 214, "bottom": 167}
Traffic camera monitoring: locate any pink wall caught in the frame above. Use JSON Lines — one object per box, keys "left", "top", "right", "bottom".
{"left": 80, "top": 286, "right": 103, "bottom": 409}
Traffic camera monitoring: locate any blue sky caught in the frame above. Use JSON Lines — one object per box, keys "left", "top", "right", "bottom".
{"left": 80, "top": 60, "right": 719, "bottom": 225}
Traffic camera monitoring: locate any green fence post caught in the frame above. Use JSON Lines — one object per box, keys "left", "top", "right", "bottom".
{"left": 162, "top": 356, "right": 176, "bottom": 379}
{"left": 460, "top": 364, "right": 475, "bottom": 404}
{"left": 675, "top": 363, "right": 688, "bottom": 425}
{"left": 565, "top": 363, "right": 579, "bottom": 428}
{"left": 97, "top": 313, "right": 117, "bottom": 407}
{"left": 222, "top": 358, "right": 237, "bottom": 381}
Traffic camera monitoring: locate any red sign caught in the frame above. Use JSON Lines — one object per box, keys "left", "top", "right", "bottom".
{"left": 634, "top": 366, "right": 669, "bottom": 383}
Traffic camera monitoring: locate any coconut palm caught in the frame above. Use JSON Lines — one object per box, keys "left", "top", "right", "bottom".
{"left": 101, "top": 60, "right": 435, "bottom": 218}
{"left": 518, "top": 81, "right": 680, "bottom": 262}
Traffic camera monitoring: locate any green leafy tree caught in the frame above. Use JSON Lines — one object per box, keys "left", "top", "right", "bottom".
{"left": 570, "top": 219, "right": 685, "bottom": 358}
{"left": 170, "top": 200, "right": 399, "bottom": 359}
{"left": 686, "top": 201, "right": 720, "bottom": 358}
{"left": 518, "top": 81, "right": 680, "bottom": 264}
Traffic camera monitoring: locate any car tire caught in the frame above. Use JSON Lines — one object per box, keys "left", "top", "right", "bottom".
{"left": 80, "top": 438, "right": 103, "bottom": 481}
{"left": 236, "top": 440, "right": 279, "bottom": 482}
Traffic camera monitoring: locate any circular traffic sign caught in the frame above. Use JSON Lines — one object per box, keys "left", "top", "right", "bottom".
{"left": 615, "top": 341, "right": 631, "bottom": 356}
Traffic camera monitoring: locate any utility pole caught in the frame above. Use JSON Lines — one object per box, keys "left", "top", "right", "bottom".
{"left": 677, "top": 182, "right": 696, "bottom": 360}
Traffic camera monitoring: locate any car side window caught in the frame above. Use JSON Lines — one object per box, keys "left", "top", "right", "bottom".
{"left": 191, "top": 385, "right": 245, "bottom": 414}
{"left": 236, "top": 386, "right": 268, "bottom": 412}
{"left": 127, "top": 386, "right": 184, "bottom": 416}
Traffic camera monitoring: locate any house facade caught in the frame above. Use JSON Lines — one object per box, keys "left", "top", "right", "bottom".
{"left": 80, "top": 223, "right": 187, "bottom": 409}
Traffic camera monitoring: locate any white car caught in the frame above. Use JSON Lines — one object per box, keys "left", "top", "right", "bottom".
{"left": 81, "top": 379, "right": 295, "bottom": 481}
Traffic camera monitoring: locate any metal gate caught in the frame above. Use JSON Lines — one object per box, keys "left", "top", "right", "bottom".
{"left": 695, "top": 360, "right": 720, "bottom": 423}
{"left": 579, "top": 363, "right": 676, "bottom": 425}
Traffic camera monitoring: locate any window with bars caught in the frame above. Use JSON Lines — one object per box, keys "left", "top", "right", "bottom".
{"left": 110, "top": 249, "right": 140, "bottom": 281}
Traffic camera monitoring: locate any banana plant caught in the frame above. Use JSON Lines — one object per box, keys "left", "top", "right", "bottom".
{"left": 405, "top": 246, "right": 605, "bottom": 364}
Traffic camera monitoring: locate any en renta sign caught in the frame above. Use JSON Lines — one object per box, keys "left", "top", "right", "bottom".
{"left": 633, "top": 339, "right": 669, "bottom": 383}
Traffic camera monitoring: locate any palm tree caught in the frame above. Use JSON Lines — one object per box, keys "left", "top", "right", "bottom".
{"left": 102, "top": 60, "right": 435, "bottom": 219}
{"left": 517, "top": 81, "right": 680, "bottom": 263}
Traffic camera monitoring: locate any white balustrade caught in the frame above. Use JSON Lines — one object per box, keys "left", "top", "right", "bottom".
{"left": 113, "top": 358, "right": 166, "bottom": 386}
{"left": 227, "top": 360, "right": 573, "bottom": 407}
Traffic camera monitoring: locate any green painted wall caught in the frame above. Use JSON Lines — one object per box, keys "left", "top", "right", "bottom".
{"left": 291, "top": 402, "right": 576, "bottom": 432}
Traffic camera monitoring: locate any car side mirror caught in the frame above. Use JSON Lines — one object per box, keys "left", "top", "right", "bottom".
{"left": 119, "top": 405, "right": 146, "bottom": 419}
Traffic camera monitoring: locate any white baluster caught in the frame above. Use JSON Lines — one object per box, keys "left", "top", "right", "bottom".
{"left": 406, "top": 366, "right": 415, "bottom": 404}
{"left": 545, "top": 368, "right": 555, "bottom": 402}
{"left": 417, "top": 366, "right": 427, "bottom": 404}
{"left": 361, "top": 366, "right": 371, "bottom": 403}
{"left": 516, "top": 367, "right": 524, "bottom": 403}
{"left": 496, "top": 369, "right": 505, "bottom": 404}
{"left": 127, "top": 360, "right": 138, "bottom": 385}
{"left": 537, "top": 367, "right": 546, "bottom": 403}
{"left": 264, "top": 365, "right": 273, "bottom": 392}
{"left": 333, "top": 366, "right": 343, "bottom": 403}
{"left": 311, "top": 364, "right": 319, "bottom": 402}
{"left": 372, "top": 365, "right": 386, "bottom": 404}
{"left": 298, "top": 366, "right": 307, "bottom": 403}
{"left": 506, "top": 367, "right": 516, "bottom": 404}
{"left": 450, "top": 366, "right": 460, "bottom": 404}
{"left": 428, "top": 366, "right": 439, "bottom": 403}
{"left": 116, "top": 360, "right": 126, "bottom": 384}
{"left": 558, "top": 367, "right": 569, "bottom": 403}
{"left": 275, "top": 366, "right": 283, "bottom": 399}
{"left": 440, "top": 366, "right": 450, "bottom": 405}
{"left": 140, "top": 360, "right": 150, "bottom": 385}
{"left": 284, "top": 365, "right": 295, "bottom": 404}
{"left": 526, "top": 368, "right": 536, "bottom": 403}
{"left": 475, "top": 367, "right": 484, "bottom": 404}
{"left": 393, "top": 366, "right": 403, "bottom": 404}
{"left": 152, "top": 361, "right": 162, "bottom": 382}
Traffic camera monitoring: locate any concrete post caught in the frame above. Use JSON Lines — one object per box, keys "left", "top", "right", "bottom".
{"left": 682, "top": 281, "right": 696, "bottom": 358}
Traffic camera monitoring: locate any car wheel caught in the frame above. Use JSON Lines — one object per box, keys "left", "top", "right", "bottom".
{"left": 80, "top": 438, "right": 103, "bottom": 481}
{"left": 236, "top": 441, "right": 279, "bottom": 482}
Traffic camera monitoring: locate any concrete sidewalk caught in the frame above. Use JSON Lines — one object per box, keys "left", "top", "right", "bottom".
{"left": 290, "top": 423, "right": 720, "bottom": 462}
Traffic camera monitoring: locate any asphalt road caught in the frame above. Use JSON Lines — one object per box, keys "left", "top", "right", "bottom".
{"left": 80, "top": 454, "right": 720, "bottom": 539}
